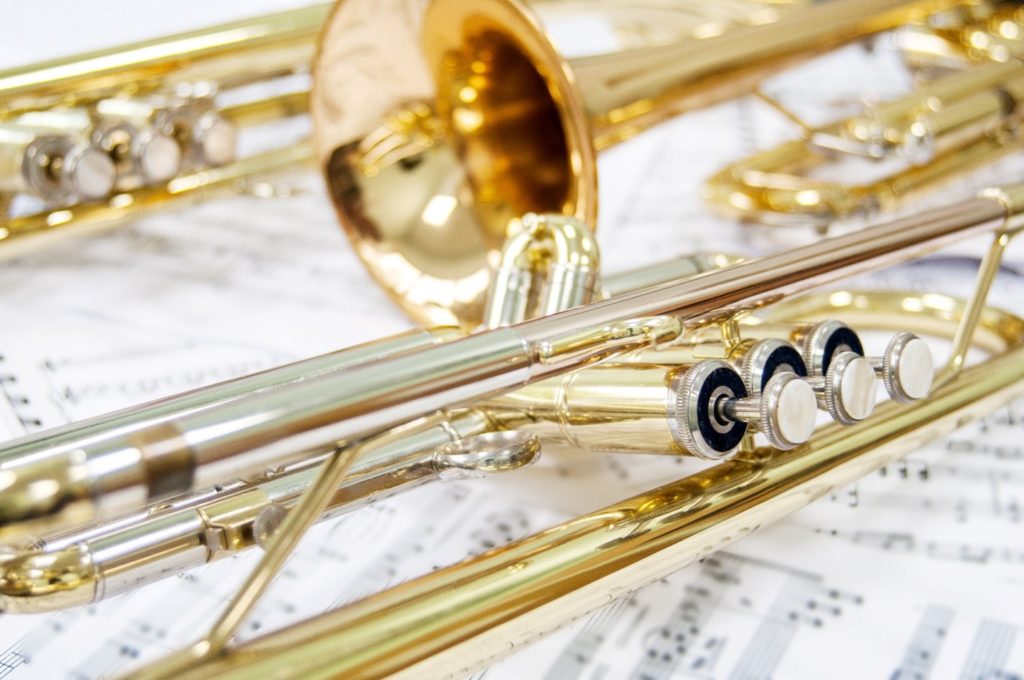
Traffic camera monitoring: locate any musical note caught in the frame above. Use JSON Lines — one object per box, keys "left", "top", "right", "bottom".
{"left": 890, "top": 605, "right": 953, "bottom": 680}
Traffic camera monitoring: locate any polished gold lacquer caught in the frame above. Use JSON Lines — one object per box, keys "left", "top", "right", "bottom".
{"left": 112, "top": 186, "right": 1024, "bottom": 680}
{"left": 0, "top": 182, "right": 1018, "bottom": 677}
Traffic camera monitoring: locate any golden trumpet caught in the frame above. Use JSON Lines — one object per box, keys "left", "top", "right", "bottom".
{"left": 2, "top": 2, "right": 1024, "bottom": 679}
{"left": 0, "top": 5, "right": 328, "bottom": 251}
{"left": 311, "top": 0, "right": 956, "bottom": 327}
{"left": 703, "top": 2, "right": 1024, "bottom": 226}
{"left": 115, "top": 184, "right": 1024, "bottom": 680}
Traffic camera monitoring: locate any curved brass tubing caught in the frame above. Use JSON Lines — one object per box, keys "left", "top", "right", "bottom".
{"left": 127, "top": 292, "right": 1024, "bottom": 680}
{"left": 0, "top": 543, "right": 98, "bottom": 613}
{"left": 312, "top": 0, "right": 949, "bottom": 326}
{"left": 484, "top": 213, "right": 600, "bottom": 327}
{"left": 0, "top": 252, "right": 740, "bottom": 614}
{"left": 751, "top": 288, "right": 1024, "bottom": 356}
{"left": 702, "top": 57, "right": 1024, "bottom": 227}
{"left": 6, "top": 286, "right": 991, "bottom": 616}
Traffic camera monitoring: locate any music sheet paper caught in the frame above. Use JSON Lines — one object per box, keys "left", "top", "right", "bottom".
{"left": 2, "top": 6, "right": 1024, "bottom": 679}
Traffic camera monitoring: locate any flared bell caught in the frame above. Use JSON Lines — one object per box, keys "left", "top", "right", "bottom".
{"left": 311, "top": 0, "right": 952, "bottom": 327}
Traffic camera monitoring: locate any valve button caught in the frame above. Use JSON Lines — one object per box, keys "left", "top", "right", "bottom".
{"left": 740, "top": 338, "right": 808, "bottom": 396}
{"left": 802, "top": 320, "right": 864, "bottom": 376}
{"left": 766, "top": 373, "right": 817, "bottom": 449}
{"left": 137, "top": 132, "right": 182, "bottom": 183}
{"left": 195, "top": 113, "right": 237, "bottom": 167}
{"left": 68, "top": 147, "right": 116, "bottom": 200}
{"left": 880, "top": 332, "right": 933, "bottom": 403}
{"left": 828, "top": 352, "right": 876, "bottom": 424}
{"left": 670, "top": 360, "right": 748, "bottom": 460}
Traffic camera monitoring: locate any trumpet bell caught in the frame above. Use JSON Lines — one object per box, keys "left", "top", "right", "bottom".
{"left": 312, "top": 0, "right": 955, "bottom": 328}
{"left": 312, "top": 0, "right": 595, "bottom": 328}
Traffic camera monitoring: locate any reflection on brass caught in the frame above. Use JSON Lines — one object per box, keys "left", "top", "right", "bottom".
{"left": 5, "top": 3, "right": 1024, "bottom": 679}
{"left": 312, "top": 0, "right": 948, "bottom": 327}
{"left": 0, "top": 181, "right": 1016, "bottom": 679}
{"left": 704, "top": 59, "right": 1024, "bottom": 226}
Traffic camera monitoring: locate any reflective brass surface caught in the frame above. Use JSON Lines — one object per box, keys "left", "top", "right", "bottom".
{"left": 125, "top": 291, "right": 1024, "bottom": 680}
{"left": 6, "top": 3, "right": 1024, "bottom": 675}
{"left": 0, "top": 5, "right": 330, "bottom": 116}
{"left": 704, "top": 58, "right": 1024, "bottom": 225}
{"left": 312, "top": 0, "right": 949, "bottom": 326}
{"left": 0, "top": 187, "right": 1013, "bottom": 545}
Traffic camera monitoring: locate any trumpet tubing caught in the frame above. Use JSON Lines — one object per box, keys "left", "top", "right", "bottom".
{"left": 312, "top": 0, "right": 954, "bottom": 327}
{"left": 115, "top": 182, "right": 1023, "bottom": 679}
{"left": 0, "top": 5, "right": 328, "bottom": 250}
{"left": 0, "top": 187, "right": 1010, "bottom": 542}
{"left": 703, "top": 5, "right": 1024, "bottom": 226}
{"left": 155, "top": 331, "right": 1024, "bottom": 680}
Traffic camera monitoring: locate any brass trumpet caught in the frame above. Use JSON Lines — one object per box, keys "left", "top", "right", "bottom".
{"left": 0, "top": 0, "right": 797, "bottom": 258}
{"left": 703, "top": 1, "right": 1024, "bottom": 226}
{"left": 0, "top": 5, "right": 328, "bottom": 252}
{"left": 311, "top": 0, "right": 956, "bottom": 327}
{"left": 1, "top": 186, "right": 1020, "bottom": 674}
{"left": 112, "top": 186, "right": 1022, "bottom": 680}
{"left": 3, "top": 2, "right": 1024, "bottom": 679}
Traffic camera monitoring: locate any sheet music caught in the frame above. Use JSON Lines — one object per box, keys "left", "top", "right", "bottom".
{"left": 2, "top": 6, "right": 1024, "bottom": 679}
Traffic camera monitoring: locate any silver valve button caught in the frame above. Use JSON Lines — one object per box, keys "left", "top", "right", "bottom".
{"left": 801, "top": 319, "right": 865, "bottom": 377}
{"left": 740, "top": 338, "right": 808, "bottom": 397}
{"left": 65, "top": 145, "right": 117, "bottom": 200}
{"left": 194, "top": 112, "right": 237, "bottom": 167}
{"left": 806, "top": 351, "right": 877, "bottom": 425}
{"left": 22, "top": 136, "right": 115, "bottom": 202}
{"left": 671, "top": 360, "right": 749, "bottom": 460}
{"left": 136, "top": 130, "right": 183, "bottom": 184}
{"left": 871, "top": 332, "right": 934, "bottom": 404}
{"left": 671, "top": 360, "right": 817, "bottom": 458}
{"left": 718, "top": 371, "right": 817, "bottom": 450}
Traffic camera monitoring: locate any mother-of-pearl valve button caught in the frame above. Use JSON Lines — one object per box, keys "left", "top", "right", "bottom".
{"left": 136, "top": 131, "right": 183, "bottom": 184}
{"left": 720, "top": 371, "right": 818, "bottom": 450}
{"left": 873, "top": 331, "right": 934, "bottom": 404}
{"left": 67, "top": 146, "right": 116, "bottom": 200}
{"left": 808, "top": 350, "right": 877, "bottom": 425}
{"left": 194, "top": 112, "right": 238, "bottom": 167}
{"left": 23, "top": 136, "right": 115, "bottom": 201}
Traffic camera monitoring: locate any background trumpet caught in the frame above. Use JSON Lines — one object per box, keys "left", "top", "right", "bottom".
{"left": 0, "top": 4, "right": 326, "bottom": 252}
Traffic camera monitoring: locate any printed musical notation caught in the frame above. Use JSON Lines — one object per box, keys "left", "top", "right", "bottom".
{"left": 1, "top": 5, "right": 1024, "bottom": 680}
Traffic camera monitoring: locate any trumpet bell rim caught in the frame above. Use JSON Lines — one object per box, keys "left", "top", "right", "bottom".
{"left": 311, "top": 0, "right": 598, "bottom": 328}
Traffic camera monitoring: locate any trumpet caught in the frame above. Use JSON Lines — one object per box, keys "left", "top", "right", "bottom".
{"left": 0, "top": 5, "right": 328, "bottom": 252}
{"left": 703, "top": 2, "right": 1024, "bottom": 226}
{"left": 0, "top": 0, "right": 801, "bottom": 258}
{"left": 3, "top": 1, "right": 1024, "bottom": 679}
{"left": 1, "top": 183, "right": 1021, "bottom": 674}
{"left": 110, "top": 185, "right": 1023, "bottom": 680}
{"left": 311, "top": 0, "right": 958, "bottom": 327}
